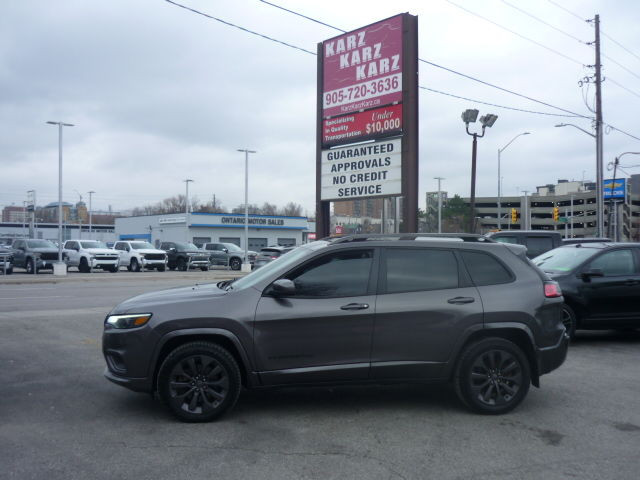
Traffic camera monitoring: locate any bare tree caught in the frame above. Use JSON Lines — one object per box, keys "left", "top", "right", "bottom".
{"left": 280, "top": 202, "right": 303, "bottom": 217}
{"left": 232, "top": 204, "right": 261, "bottom": 215}
{"left": 261, "top": 202, "right": 278, "bottom": 215}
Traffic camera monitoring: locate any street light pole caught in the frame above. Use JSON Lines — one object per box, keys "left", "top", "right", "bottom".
{"left": 462, "top": 109, "right": 498, "bottom": 233}
{"left": 522, "top": 190, "right": 530, "bottom": 230}
{"left": 237, "top": 149, "right": 256, "bottom": 271}
{"left": 184, "top": 179, "right": 193, "bottom": 242}
{"left": 434, "top": 177, "right": 444, "bottom": 233}
{"left": 47, "top": 121, "right": 74, "bottom": 275}
{"left": 88, "top": 191, "right": 95, "bottom": 239}
{"left": 497, "top": 132, "right": 530, "bottom": 230}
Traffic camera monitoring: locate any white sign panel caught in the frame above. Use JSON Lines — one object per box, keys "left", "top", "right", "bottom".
{"left": 321, "top": 137, "right": 402, "bottom": 201}
{"left": 159, "top": 216, "right": 186, "bottom": 225}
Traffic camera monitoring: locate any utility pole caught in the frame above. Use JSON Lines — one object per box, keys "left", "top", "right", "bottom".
{"left": 522, "top": 190, "right": 530, "bottom": 230}
{"left": 237, "top": 149, "right": 256, "bottom": 271}
{"left": 184, "top": 179, "right": 193, "bottom": 242}
{"left": 88, "top": 191, "right": 95, "bottom": 239}
{"left": 434, "top": 177, "right": 444, "bottom": 233}
{"left": 594, "top": 14, "right": 605, "bottom": 238}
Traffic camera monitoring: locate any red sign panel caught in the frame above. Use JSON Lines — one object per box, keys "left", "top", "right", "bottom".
{"left": 322, "top": 104, "right": 402, "bottom": 147}
{"left": 322, "top": 15, "right": 403, "bottom": 118}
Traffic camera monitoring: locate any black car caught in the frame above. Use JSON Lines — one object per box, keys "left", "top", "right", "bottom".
{"left": 486, "top": 230, "right": 563, "bottom": 258}
{"left": 160, "top": 241, "right": 210, "bottom": 271}
{"left": 11, "top": 239, "right": 59, "bottom": 273}
{"left": 533, "top": 242, "right": 640, "bottom": 338}
{"left": 253, "top": 245, "right": 295, "bottom": 268}
{"left": 103, "top": 233, "right": 568, "bottom": 422}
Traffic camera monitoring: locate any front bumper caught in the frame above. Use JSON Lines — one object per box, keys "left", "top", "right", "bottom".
{"left": 103, "top": 367, "right": 153, "bottom": 393}
{"left": 537, "top": 332, "right": 570, "bottom": 375}
{"left": 91, "top": 258, "right": 120, "bottom": 268}
{"left": 141, "top": 258, "right": 167, "bottom": 266}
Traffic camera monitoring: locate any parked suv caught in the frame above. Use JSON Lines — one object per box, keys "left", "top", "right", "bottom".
{"left": 533, "top": 242, "right": 640, "bottom": 338}
{"left": 254, "top": 245, "right": 294, "bottom": 268}
{"left": 113, "top": 241, "right": 167, "bottom": 272}
{"left": 11, "top": 239, "right": 59, "bottom": 273}
{"left": 103, "top": 234, "right": 568, "bottom": 422}
{"left": 161, "top": 242, "right": 210, "bottom": 271}
{"left": 63, "top": 240, "right": 120, "bottom": 272}
{"left": 203, "top": 242, "right": 257, "bottom": 270}
{"left": 486, "top": 231, "right": 563, "bottom": 258}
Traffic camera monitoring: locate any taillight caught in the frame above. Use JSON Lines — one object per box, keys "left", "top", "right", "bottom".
{"left": 270, "top": 256, "right": 278, "bottom": 260}
{"left": 544, "top": 281, "right": 562, "bottom": 298}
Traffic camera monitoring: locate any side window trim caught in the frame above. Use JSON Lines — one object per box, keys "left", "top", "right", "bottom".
{"left": 459, "top": 249, "right": 516, "bottom": 286}
{"left": 587, "top": 248, "right": 636, "bottom": 277}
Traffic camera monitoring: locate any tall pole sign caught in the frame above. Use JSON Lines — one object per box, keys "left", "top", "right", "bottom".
{"left": 316, "top": 13, "right": 418, "bottom": 238}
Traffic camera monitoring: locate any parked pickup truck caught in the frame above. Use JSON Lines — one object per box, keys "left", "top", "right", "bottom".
{"left": 63, "top": 240, "right": 120, "bottom": 272}
{"left": 11, "top": 239, "right": 59, "bottom": 273}
{"left": 485, "top": 230, "right": 563, "bottom": 258}
{"left": 113, "top": 241, "right": 167, "bottom": 272}
{"left": 160, "top": 241, "right": 210, "bottom": 271}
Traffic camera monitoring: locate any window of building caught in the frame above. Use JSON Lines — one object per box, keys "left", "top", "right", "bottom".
{"left": 219, "top": 237, "right": 240, "bottom": 247}
{"left": 384, "top": 248, "right": 458, "bottom": 294}
{"left": 277, "top": 238, "right": 296, "bottom": 247}
{"left": 249, "top": 238, "right": 268, "bottom": 250}
{"left": 192, "top": 237, "right": 211, "bottom": 248}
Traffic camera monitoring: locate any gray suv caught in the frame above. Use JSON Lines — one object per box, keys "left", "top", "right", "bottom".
{"left": 103, "top": 234, "right": 569, "bottom": 422}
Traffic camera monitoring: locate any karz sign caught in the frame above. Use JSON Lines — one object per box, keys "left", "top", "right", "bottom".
{"left": 321, "top": 138, "right": 401, "bottom": 200}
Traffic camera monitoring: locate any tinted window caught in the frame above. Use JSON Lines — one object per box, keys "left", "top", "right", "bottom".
{"left": 160, "top": 243, "right": 171, "bottom": 250}
{"left": 26, "top": 240, "right": 55, "bottom": 248}
{"left": 589, "top": 249, "right": 635, "bottom": 276}
{"left": 114, "top": 243, "right": 126, "bottom": 251}
{"left": 525, "top": 236, "right": 554, "bottom": 257}
{"left": 66, "top": 241, "right": 78, "bottom": 249}
{"left": 494, "top": 236, "right": 518, "bottom": 244}
{"left": 385, "top": 248, "right": 458, "bottom": 293}
{"left": 286, "top": 249, "right": 373, "bottom": 297}
{"left": 461, "top": 251, "right": 513, "bottom": 286}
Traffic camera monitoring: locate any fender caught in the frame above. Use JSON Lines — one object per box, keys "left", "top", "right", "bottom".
{"left": 150, "top": 327, "right": 256, "bottom": 386}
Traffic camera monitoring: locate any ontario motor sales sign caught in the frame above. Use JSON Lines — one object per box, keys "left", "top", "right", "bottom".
{"left": 321, "top": 137, "right": 402, "bottom": 201}
{"left": 322, "top": 15, "right": 403, "bottom": 118}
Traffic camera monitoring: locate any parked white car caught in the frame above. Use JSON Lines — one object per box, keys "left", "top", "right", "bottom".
{"left": 113, "top": 241, "right": 167, "bottom": 272}
{"left": 63, "top": 240, "right": 120, "bottom": 273}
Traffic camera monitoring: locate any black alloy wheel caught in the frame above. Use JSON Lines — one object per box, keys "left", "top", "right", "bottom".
{"left": 158, "top": 342, "right": 241, "bottom": 422}
{"left": 455, "top": 338, "right": 530, "bottom": 414}
{"left": 177, "top": 257, "right": 188, "bottom": 271}
{"left": 229, "top": 257, "right": 241, "bottom": 271}
{"left": 561, "top": 304, "right": 577, "bottom": 339}
{"left": 79, "top": 257, "right": 90, "bottom": 273}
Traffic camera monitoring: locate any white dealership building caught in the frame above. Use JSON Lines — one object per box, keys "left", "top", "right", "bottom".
{"left": 115, "top": 212, "right": 312, "bottom": 250}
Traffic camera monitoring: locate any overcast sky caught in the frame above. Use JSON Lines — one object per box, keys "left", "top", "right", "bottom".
{"left": 1, "top": 0, "right": 639, "bottom": 216}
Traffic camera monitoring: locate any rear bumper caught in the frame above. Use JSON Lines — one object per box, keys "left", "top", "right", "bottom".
{"left": 537, "top": 332, "right": 570, "bottom": 375}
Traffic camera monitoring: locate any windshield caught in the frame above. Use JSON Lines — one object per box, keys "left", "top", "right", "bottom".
{"left": 174, "top": 242, "right": 199, "bottom": 251}
{"left": 533, "top": 246, "right": 600, "bottom": 273}
{"left": 130, "top": 242, "right": 155, "bottom": 250}
{"left": 230, "top": 242, "right": 327, "bottom": 291}
{"left": 27, "top": 240, "right": 56, "bottom": 248}
{"left": 80, "top": 241, "right": 107, "bottom": 249}
{"left": 223, "top": 243, "right": 243, "bottom": 252}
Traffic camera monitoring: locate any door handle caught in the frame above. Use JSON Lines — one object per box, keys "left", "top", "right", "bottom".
{"left": 340, "top": 303, "right": 369, "bottom": 310}
{"left": 447, "top": 297, "right": 475, "bottom": 305}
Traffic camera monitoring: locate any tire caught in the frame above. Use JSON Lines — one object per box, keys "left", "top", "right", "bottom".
{"left": 454, "top": 337, "right": 531, "bottom": 415}
{"left": 109, "top": 265, "right": 119, "bottom": 273}
{"left": 130, "top": 258, "right": 141, "bottom": 272}
{"left": 157, "top": 265, "right": 166, "bottom": 272}
{"left": 78, "top": 257, "right": 91, "bottom": 273}
{"left": 168, "top": 265, "right": 176, "bottom": 271}
{"left": 177, "top": 257, "right": 188, "bottom": 272}
{"left": 200, "top": 266, "right": 209, "bottom": 272}
{"left": 4, "top": 267, "right": 13, "bottom": 275}
{"left": 157, "top": 342, "right": 241, "bottom": 423}
{"left": 561, "top": 304, "right": 577, "bottom": 340}
{"left": 229, "top": 257, "right": 241, "bottom": 271}
{"left": 26, "top": 258, "right": 35, "bottom": 274}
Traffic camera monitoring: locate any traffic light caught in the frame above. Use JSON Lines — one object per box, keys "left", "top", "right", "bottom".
{"left": 511, "top": 208, "right": 518, "bottom": 224}
{"left": 553, "top": 207, "right": 559, "bottom": 222}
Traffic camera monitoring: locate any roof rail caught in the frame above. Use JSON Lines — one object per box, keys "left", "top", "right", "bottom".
{"left": 325, "top": 233, "right": 495, "bottom": 244}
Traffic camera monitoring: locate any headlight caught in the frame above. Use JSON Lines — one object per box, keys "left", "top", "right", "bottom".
{"left": 105, "top": 313, "right": 152, "bottom": 329}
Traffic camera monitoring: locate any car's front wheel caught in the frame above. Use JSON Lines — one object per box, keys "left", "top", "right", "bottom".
{"left": 158, "top": 342, "right": 241, "bottom": 422}
{"left": 229, "top": 257, "right": 241, "bottom": 271}
{"left": 454, "top": 337, "right": 530, "bottom": 415}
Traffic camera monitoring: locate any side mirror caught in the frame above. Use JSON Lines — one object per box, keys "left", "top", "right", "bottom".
{"left": 223, "top": 248, "right": 229, "bottom": 253}
{"left": 581, "top": 268, "right": 604, "bottom": 281}
{"left": 169, "top": 247, "right": 176, "bottom": 252}
{"left": 269, "top": 279, "right": 296, "bottom": 296}
{"left": 126, "top": 248, "right": 130, "bottom": 252}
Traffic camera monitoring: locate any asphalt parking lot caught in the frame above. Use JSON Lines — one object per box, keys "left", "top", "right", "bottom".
{"left": 1, "top": 274, "right": 639, "bottom": 480}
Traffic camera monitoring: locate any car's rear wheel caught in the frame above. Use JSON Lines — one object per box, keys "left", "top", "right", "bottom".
{"left": 158, "top": 342, "right": 241, "bottom": 422}
{"left": 108, "top": 265, "right": 118, "bottom": 273}
{"left": 561, "top": 304, "right": 577, "bottom": 339}
{"left": 157, "top": 265, "right": 166, "bottom": 272}
{"left": 454, "top": 337, "right": 530, "bottom": 415}
{"left": 229, "top": 257, "right": 241, "bottom": 271}
{"left": 200, "top": 266, "right": 208, "bottom": 271}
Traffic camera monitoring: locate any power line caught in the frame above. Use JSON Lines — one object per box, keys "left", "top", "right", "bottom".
{"left": 419, "top": 86, "right": 581, "bottom": 117}
{"left": 607, "top": 78, "right": 640, "bottom": 100}
{"left": 602, "top": 31, "right": 640, "bottom": 63}
{"left": 600, "top": 51, "right": 640, "bottom": 82}
{"left": 443, "top": 0, "right": 585, "bottom": 66}
{"left": 501, "top": 0, "right": 586, "bottom": 44}
{"left": 604, "top": 123, "right": 640, "bottom": 142}
{"left": 163, "top": 0, "right": 316, "bottom": 55}
{"left": 545, "top": 0, "right": 585, "bottom": 22}
{"left": 259, "top": 0, "right": 345, "bottom": 33}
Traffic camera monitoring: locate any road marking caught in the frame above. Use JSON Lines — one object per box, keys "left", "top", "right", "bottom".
{"left": 0, "top": 295, "right": 73, "bottom": 300}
